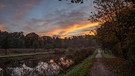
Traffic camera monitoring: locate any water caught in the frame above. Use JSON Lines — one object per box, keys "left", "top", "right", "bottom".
{"left": 0, "top": 68, "right": 3, "bottom": 76}
{"left": 0, "top": 57, "right": 73, "bottom": 76}
{"left": 8, "top": 62, "right": 60, "bottom": 76}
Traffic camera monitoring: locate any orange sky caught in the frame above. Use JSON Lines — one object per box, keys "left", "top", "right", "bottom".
{"left": 0, "top": 22, "right": 100, "bottom": 38}
{"left": 0, "top": 24, "right": 6, "bottom": 31}
{"left": 40, "top": 22, "right": 100, "bottom": 38}
{"left": 0, "top": 0, "right": 99, "bottom": 38}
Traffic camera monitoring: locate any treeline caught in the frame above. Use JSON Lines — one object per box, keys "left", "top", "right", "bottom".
{"left": 90, "top": 0, "right": 135, "bottom": 70}
{"left": 0, "top": 31, "right": 97, "bottom": 53}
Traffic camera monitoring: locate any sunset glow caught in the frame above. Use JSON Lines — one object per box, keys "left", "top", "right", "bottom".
{"left": 0, "top": 24, "right": 6, "bottom": 31}
{"left": 40, "top": 22, "right": 99, "bottom": 38}
{"left": 0, "top": 0, "right": 97, "bottom": 37}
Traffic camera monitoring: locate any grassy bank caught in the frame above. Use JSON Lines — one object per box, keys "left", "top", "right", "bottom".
{"left": 0, "top": 51, "right": 54, "bottom": 58}
{"left": 101, "top": 50, "right": 115, "bottom": 58}
{"left": 101, "top": 50, "right": 135, "bottom": 76}
{"left": 61, "top": 50, "right": 97, "bottom": 76}
{"left": 103, "top": 58, "right": 133, "bottom": 76}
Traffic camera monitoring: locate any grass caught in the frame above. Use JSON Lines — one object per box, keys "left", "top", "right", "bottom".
{"left": 61, "top": 50, "right": 97, "bottom": 76}
{"left": 101, "top": 51, "right": 115, "bottom": 58}
{"left": 0, "top": 51, "right": 54, "bottom": 58}
{"left": 101, "top": 50, "right": 134, "bottom": 76}
{"left": 103, "top": 58, "right": 133, "bottom": 76}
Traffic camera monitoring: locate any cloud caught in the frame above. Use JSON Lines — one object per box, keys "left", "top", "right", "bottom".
{"left": 39, "top": 7, "right": 99, "bottom": 37}
{"left": 40, "top": 22, "right": 99, "bottom": 37}
{"left": 14, "top": 0, "right": 43, "bottom": 19}
{"left": 0, "top": 0, "right": 98, "bottom": 37}
{"left": 21, "top": 19, "right": 48, "bottom": 33}
{"left": 0, "top": 0, "right": 43, "bottom": 20}
{"left": 21, "top": 5, "right": 100, "bottom": 37}
{"left": 82, "top": 30, "right": 97, "bottom": 35}
{"left": 45, "top": 8, "right": 88, "bottom": 27}
{"left": 0, "top": 3, "right": 6, "bottom": 9}
{"left": 0, "top": 24, "right": 6, "bottom": 31}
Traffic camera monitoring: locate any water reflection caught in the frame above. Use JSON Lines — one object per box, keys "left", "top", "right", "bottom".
{"left": 0, "top": 57, "right": 74, "bottom": 76}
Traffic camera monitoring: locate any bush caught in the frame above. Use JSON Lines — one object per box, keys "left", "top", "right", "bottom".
{"left": 53, "top": 48, "right": 65, "bottom": 54}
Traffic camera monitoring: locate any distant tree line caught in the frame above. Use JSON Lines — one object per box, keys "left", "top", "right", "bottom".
{"left": 0, "top": 30, "right": 97, "bottom": 54}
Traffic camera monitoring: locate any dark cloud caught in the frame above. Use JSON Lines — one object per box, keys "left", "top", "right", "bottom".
{"left": 21, "top": 5, "right": 99, "bottom": 37}
{"left": 0, "top": 3, "right": 6, "bottom": 9}
{"left": 45, "top": 7, "right": 88, "bottom": 27}
{"left": 14, "top": 0, "right": 43, "bottom": 19}
{"left": 21, "top": 6, "right": 89, "bottom": 33}
{"left": 0, "top": 0, "right": 98, "bottom": 37}
{"left": 0, "top": 0, "right": 43, "bottom": 20}
{"left": 0, "top": 0, "right": 43, "bottom": 32}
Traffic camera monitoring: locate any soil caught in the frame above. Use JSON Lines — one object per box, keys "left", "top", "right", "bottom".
{"left": 88, "top": 50, "right": 117, "bottom": 76}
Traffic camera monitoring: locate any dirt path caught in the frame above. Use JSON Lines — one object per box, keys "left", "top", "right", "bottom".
{"left": 88, "top": 49, "right": 116, "bottom": 76}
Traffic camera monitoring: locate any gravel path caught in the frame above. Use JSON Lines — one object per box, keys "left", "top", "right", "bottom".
{"left": 88, "top": 49, "right": 116, "bottom": 76}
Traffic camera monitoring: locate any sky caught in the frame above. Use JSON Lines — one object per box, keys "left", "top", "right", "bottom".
{"left": 0, "top": 0, "right": 99, "bottom": 38}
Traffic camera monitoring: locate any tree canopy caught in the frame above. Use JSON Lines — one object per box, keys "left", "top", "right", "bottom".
{"left": 89, "top": 0, "right": 135, "bottom": 72}
{"left": 59, "top": 0, "right": 84, "bottom": 3}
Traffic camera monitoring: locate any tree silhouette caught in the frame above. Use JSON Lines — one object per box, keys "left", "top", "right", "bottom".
{"left": 25, "top": 32, "right": 39, "bottom": 48}
{"left": 33, "top": 40, "right": 39, "bottom": 52}
{"left": 1, "top": 34, "right": 9, "bottom": 55}
{"left": 59, "top": 0, "right": 84, "bottom": 3}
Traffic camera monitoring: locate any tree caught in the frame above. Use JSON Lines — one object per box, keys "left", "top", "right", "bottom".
{"left": 33, "top": 40, "right": 39, "bottom": 52}
{"left": 95, "top": 6, "right": 135, "bottom": 74}
{"left": 89, "top": 0, "right": 128, "bottom": 22}
{"left": 126, "top": 0, "right": 135, "bottom": 4}
{"left": 9, "top": 32, "right": 25, "bottom": 48}
{"left": 1, "top": 32, "right": 9, "bottom": 55}
{"left": 25, "top": 32, "right": 39, "bottom": 49}
{"left": 90, "top": 0, "right": 135, "bottom": 60}
{"left": 59, "top": 0, "right": 84, "bottom": 3}
{"left": 53, "top": 35, "right": 62, "bottom": 48}
{"left": 42, "top": 36, "right": 54, "bottom": 49}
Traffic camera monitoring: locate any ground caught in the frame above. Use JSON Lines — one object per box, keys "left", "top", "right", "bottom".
{"left": 88, "top": 50, "right": 117, "bottom": 76}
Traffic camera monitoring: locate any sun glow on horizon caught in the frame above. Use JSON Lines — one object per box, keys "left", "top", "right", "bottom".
{"left": 40, "top": 22, "right": 100, "bottom": 38}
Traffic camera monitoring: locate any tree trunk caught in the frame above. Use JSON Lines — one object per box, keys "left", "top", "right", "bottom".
{"left": 120, "top": 42, "right": 127, "bottom": 59}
